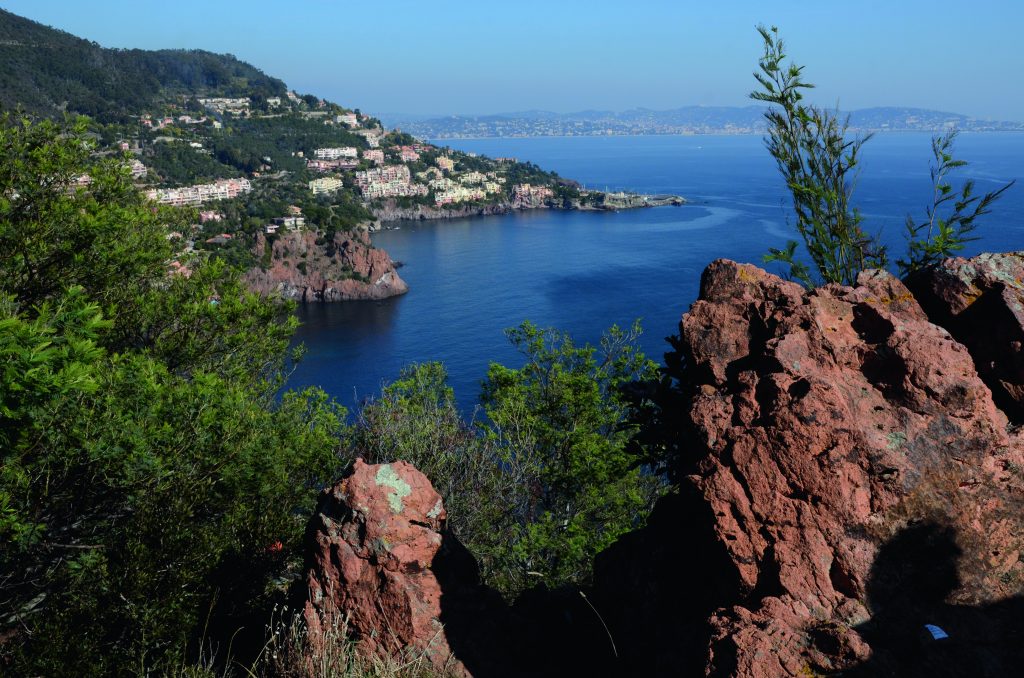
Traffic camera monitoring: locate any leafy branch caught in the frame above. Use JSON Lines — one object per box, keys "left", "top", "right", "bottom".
{"left": 752, "top": 24, "right": 886, "bottom": 287}
{"left": 898, "top": 129, "right": 1015, "bottom": 275}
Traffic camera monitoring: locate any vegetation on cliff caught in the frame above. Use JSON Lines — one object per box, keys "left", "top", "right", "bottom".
{"left": 0, "top": 115, "right": 662, "bottom": 675}
{"left": 752, "top": 25, "right": 1013, "bottom": 287}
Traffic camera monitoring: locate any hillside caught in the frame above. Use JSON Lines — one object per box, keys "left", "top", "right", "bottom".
{"left": 0, "top": 9, "right": 285, "bottom": 122}
{"left": 0, "top": 10, "right": 674, "bottom": 302}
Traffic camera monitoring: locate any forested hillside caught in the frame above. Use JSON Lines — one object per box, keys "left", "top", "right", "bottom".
{"left": 0, "top": 9, "right": 285, "bottom": 121}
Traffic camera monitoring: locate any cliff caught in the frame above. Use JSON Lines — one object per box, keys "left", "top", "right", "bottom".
{"left": 371, "top": 192, "right": 685, "bottom": 224}
{"left": 300, "top": 253, "right": 1024, "bottom": 677}
{"left": 371, "top": 199, "right": 512, "bottom": 223}
{"left": 244, "top": 229, "right": 407, "bottom": 302}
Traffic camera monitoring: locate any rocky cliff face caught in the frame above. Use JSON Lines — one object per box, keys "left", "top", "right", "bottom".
{"left": 371, "top": 199, "right": 512, "bottom": 223}
{"left": 244, "top": 229, "right": 407, "bottom": 302}
{"left": 300, "top": 254, "right": 1024, "bottom": 677}
{"left": 671, "top": 259, "right": 1024, "bottom": 676}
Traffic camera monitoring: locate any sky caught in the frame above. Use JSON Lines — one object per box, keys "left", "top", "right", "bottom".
{"left": 3, "top": 1, "right": 1023, "bottom": 121}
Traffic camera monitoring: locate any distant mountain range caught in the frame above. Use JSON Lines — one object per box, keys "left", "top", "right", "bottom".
{"left": 385, "top": 106, "right": 1024, "bottom": 139}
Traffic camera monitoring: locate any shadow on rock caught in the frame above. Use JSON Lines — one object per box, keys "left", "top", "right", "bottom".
{"left": 840, "top": 522, "right": 1024, "bottom": 677}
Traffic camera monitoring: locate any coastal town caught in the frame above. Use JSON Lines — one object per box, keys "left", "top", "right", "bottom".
{"left": 136, "top": 98, "right": 570, "bottom": 214}
{"left": 103, "top": 87, "right": 681, "bottom": 284}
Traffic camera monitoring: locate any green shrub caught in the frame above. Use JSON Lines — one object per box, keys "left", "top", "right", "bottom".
{"left": 0, "top": 114, "right": 346, "bottom": 676}
{"left": 752, "top": 26, "right": 1012, "bottom": 286}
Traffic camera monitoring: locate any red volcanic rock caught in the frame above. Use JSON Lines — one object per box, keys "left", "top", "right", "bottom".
{"left": 906, "top": 252, "right": 1024, "bottom": 421}
{"left": 245, "top": 229, "right": 407, "bottom": 301}
{"left": 677, "top": 260, "right": 1024, "bottom": 676}
{"left": 303, "top": 459, "right": 466, "bottom": 674}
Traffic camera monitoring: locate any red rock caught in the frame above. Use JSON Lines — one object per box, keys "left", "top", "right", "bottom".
{"left": 906, "top": 252, "right": 1024, "bottom": 421}
{"left": 676, "top": 260, "right": 1024, "bottom": 676}
{"left": 245, "top": 229, "right": 407, "bottom": 301}
{"left": 303, "top": 459, "right": 466, "bottom": 674}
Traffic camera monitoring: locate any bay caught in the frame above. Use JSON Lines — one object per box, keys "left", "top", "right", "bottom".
{"left": 288, "top": 133, "right": 1024, "bottom": 412}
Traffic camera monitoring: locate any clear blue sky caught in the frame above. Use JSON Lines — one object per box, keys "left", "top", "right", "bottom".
{"left": 3, "top": 1, "right": 1022, "bottom": 120}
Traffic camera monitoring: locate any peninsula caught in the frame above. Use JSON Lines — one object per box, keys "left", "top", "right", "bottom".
{"left": 0, "top": 9, "right": 684, "bottom": 302}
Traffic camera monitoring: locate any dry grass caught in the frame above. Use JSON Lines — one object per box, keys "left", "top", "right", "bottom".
{"left": 256, "top": 608, "right": 454, "bottom": 678}
{"left": 165, "top": 605, "right": 455, "bottom": 678}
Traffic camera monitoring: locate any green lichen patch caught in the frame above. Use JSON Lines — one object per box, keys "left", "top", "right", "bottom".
{"left": 886, "top": 431, "right": 907, "bottom": 451}
{"left": 375, "top": 463, "right": 412, "bottom": 514}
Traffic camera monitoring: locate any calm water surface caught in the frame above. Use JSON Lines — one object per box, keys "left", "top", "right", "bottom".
{"left": 289, "top": 134, "right": 1024, "bottom": 411}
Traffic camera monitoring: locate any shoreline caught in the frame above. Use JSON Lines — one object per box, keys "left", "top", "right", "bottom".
{"left": 417, "top": 129, "right": 1024, "bottom": 142}
{"left": 369, "top": 192, "right": 686, "bottom": 226}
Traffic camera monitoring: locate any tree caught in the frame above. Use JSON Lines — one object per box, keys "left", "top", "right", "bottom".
{"left": 480, "top": 321, "right": 665, "bottom": 592}
{"left": 898, "top": 129, "right": 1015, "bottom": 276}
{"left": 752, "top": 26, "right": 1012, "bottom": 286}
{"left": 751, "top": 25, "right": 885, "bottom": 287}
{"left": 0, "top": 115, "right": 346, "bottom": 676}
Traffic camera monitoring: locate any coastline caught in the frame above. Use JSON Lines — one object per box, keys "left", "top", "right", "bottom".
{"left": 369, "top": 192, "right": 686, "bottom": 225}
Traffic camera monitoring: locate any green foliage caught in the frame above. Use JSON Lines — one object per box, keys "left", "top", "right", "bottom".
{"left": 148, "top": 140, "right": 241, "bottom": 185}
{"left": 898, "top": 129, "right": 1015, "bottom": 275}
{"left": 752, "top": 25, "right": 885, "bottom": 287}
{"left": 0, "top": 114, "right": 176, "bottom": 309}
{"left": 0, "top": 115, "right": 345, "bottom": 676}
{"left": 480, "top": 321, "right": 665, "bottom": 591}
{"left": 0, "top": 9, "right": 286, "bottom": 122}
{"left": 753, "top": 26, "right": 1012, "bottom": 286}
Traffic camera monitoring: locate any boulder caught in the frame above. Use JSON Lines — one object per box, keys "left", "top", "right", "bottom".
{"left": 303, "top": 459, "right": 469, "bottom": 674}
{"left": 675, "top": 260, "right": 1024, "bottom": 675}
{"left": 906, "top": 252, "right": 1024, "bottom": 421}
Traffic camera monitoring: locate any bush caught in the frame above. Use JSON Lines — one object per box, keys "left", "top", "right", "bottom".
{"left": 0, "top": 115, "right": 346, "bottom": 676}
{"left": 752, "top": 26, "right": 1012, "bottom": 286}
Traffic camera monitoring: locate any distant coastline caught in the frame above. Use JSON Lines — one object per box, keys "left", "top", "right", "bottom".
{"left": 392, "top": 105, "right": 1024, "bottom": 140}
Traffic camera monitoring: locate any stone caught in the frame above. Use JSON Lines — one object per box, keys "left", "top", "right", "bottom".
{"left": 675, "top": 260, "right": 1024, "bottom": 675}
{"left": 245, "top": 229, "right": 407, "bottom": 301}
{"left": 302, "top": 459, "right": 467, "bottom": 674}
{"left": 906, "top": 252, "right": 1024, "bottom": 421}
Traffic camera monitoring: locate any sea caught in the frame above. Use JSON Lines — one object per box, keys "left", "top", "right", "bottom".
{"left": 287, "top": 133, "right": 1024, "bottom": 413}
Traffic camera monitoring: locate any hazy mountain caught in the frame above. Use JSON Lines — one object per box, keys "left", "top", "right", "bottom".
{"left": 386, "top": 105, "right": 1024, "bottom": 138}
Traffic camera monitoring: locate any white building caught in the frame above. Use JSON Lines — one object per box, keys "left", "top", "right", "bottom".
{"left": 314, "top": 147, "right": 359, "bottom": 160}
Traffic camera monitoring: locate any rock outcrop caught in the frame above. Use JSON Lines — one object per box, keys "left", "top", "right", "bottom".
{"left": 371, "top": 199, "right": 512, "bottom": 223}
{"left": 299, "top": 257, "right": 1024, "bottom": 677}
{"left": 673, "top": 260, "right": 1024, "bottom": 676}
{"left": 303, "top": 459, "right": 472, "bottom": 674}
{"left": 906, "top": 252, "right": 1024, "bottom": 422}
{"left": 244, "top": 229, "right": 407, "bottom": 301}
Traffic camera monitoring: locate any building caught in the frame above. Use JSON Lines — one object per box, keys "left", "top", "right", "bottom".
{"left": 198, "top": 97, "right": 250, "bottom": 113}
{"left": 307, "top": 158, "right": 358, "bottom": 172}
{"left": 309, "top": 177, "right": 344, "bottom": 196}
{"left": 147, "top": 178, "right": 252, "bottom": 207}
{"left": 435, "top": 186, "right": 485, "bottom": 206}
{"left": 459, "top": 171, "right": 487, "bottom": 185}
{"left": 435, "top": 156, "right": 455, "bottom": 172}
{"left": 399, "top": 147, "right": 420, "bottom": 162}
{"left": 354, "top": 165, "right": 427, "bottom": 199}
{"left": 272, "top": 216, "right": 306, "bottom": 231}
{"left": 129, "top": 159, "right": 148, "bottom": 179}
{"left": 314, "top": 147, "right": 359, "bottom": 160}
{"left": 363, "top": 149, "right": 385, "bottom": 165}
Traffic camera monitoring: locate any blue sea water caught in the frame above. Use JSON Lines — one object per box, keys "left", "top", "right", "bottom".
{"left": 288, "top": 133, "right": 1024, "bottom": 412}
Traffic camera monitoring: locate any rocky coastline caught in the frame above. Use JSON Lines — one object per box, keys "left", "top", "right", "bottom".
{"left": 370, "top": 191, "right": 686, "bottom": 225}
{"left": 299, "top": 251, "right": 1024, "bottom": 676}
{"left": 243, "top": 228, "right": 407, "bottom": 302}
